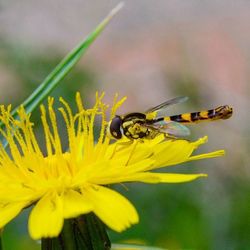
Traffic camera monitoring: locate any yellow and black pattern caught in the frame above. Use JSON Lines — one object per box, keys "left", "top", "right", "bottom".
{"left": 108, "top": 97, "right": 233, "bottom": 141}
{"left": 121, "top": 112, "right": 156, "bottom": 140}
{"left": 164, "top": 105, "right": 233, "bottom": 124}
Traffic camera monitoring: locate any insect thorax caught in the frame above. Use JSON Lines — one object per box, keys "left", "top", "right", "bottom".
{"left": 122, "top": 113, "right": 158, "bottom": 140}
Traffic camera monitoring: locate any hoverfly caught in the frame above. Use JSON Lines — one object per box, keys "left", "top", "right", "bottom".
{"left": 108, "top": 96, "right": 233, "bottom": 141}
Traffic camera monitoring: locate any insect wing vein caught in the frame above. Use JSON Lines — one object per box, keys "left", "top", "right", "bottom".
{"left": 145, "top": 120, "right": 190, "bottom": 137}
{"left": 145, "top": 96, "right": 188, "bottom": 114}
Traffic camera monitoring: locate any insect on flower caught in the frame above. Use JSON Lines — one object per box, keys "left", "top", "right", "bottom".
{"left": 107, "top": 96, "right": 233, "bottom": 141}
{"left": 0, "top": 93, "right": 229, "bottom": 240}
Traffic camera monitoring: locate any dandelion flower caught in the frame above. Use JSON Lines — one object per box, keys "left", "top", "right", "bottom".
{"left": 0, "top": 93, "right": 224, "bottom": 240}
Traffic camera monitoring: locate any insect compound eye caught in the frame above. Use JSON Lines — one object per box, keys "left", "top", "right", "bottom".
{"left": 109, "top": 116, "right": 123, "bottom": 139}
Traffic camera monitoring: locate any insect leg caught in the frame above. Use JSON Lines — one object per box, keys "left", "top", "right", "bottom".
{"left": 125, "top": 140, "right": 139, "bottom": 166}
{"left": 164, "top": 133, "right": 190, "bottom": 141}
{"left": 109, "top": 139, "right": 134, "bottom": 159}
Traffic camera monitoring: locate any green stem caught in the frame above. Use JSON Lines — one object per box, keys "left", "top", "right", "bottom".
{"left": 42, "top": 213, "right": 110, "bottom": 250}
{"left": 0, "top": 229, "right": 3, "bottom": 250}
{"left": 41, "top": 237, "right": 62, "bottom": 250}
{"left": 76, "top": 213, "right": 111, "bottom": 250}
{"left": 60, "top": 220, "right": 78, "bottom": 250}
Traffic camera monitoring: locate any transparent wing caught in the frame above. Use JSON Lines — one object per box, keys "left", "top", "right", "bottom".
{"left": 145, "top": 120, "right": 190, "bottom": 138}
{"left": 146, "top": 96, "right": 188, "bottom": 114}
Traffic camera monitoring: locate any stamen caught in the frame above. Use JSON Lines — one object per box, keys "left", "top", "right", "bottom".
{"left": 59, "top": 98, "right": 75, "bottom": 154}
{"left": 110, "top": 94, "right": 127, "bottom": 120}
{"left": 47, "top": 97, "right": 62, "bottom": 155}
{"left": 40, "top": 105, "right": 53, "bottom": 157}
{"left": 0, "top": 107, "right": 22, "bottom": 164}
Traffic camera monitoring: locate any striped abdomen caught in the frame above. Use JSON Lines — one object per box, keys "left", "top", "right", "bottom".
{"left": 164, "top": 105, "right": 233, "bottom": 124}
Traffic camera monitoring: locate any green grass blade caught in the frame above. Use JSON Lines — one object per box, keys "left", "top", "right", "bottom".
{"left": 11, "top": 2, "right": 124, "bottom": 117}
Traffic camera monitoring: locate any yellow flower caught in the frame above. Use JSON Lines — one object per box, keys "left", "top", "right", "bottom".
{"left": 0, "top": 93, "right": 224, "bottom": 240}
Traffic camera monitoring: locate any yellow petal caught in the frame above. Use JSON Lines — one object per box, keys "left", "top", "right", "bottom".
{"left": 84, "top": 185, "right": 139, "bottom": 232}
{"left": 62, "top": 190, "right": 93, "bottom": 219}
{"left": 119, "top": 172, "right": 207, "bottom": 183}
{"left": 188, "top": 150, "right": 225, "bottom": 161}
{"left": 88, "top": 159, "right": 154, "bottom": 185}
{"left": 28, "top": 192, "right": 64, "bottom": 240}
{"left": 0, "top": 201, "right": 28, "bottom": 228}
{"left": 150, "top": 137, "right": 207, "bottom": 169}
{"left": 158, "top": 173, "right": 207, "bottom": 182}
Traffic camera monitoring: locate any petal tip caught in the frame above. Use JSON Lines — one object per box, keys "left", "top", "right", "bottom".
{"left": 199, "top": 173, "right": 208, "bottom": 178}
{"left": 195, "top": 136, "right": 208, "bottom": 146}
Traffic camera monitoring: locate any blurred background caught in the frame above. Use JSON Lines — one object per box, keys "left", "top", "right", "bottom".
{"left": 0, "top": 1, "right": 249, "bottom": 249}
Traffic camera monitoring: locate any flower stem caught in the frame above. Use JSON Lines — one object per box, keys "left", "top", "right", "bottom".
{"left": 76, "top": 213, "right": 111, "bottom": 250}
{"left": 0, "top": 230, "right": 3, "bottom": 250}
{"left": 42, "top": 213, "right": 111, "bottom": 250}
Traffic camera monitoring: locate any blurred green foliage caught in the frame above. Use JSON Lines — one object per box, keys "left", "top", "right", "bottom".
{"left": 110, "top": 176, "right": 250, "bottom": 250}
{"left": 0, "top": 41, "right": 97, "bottom": 108}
